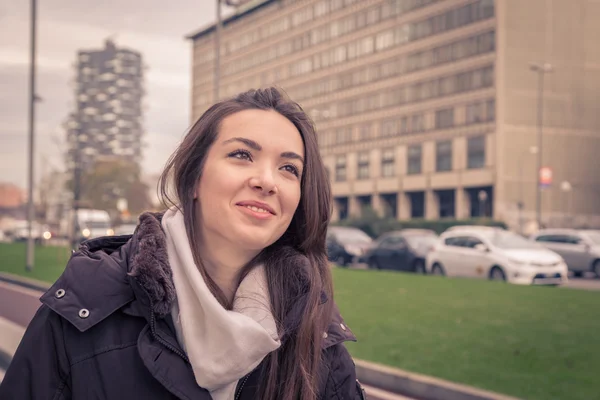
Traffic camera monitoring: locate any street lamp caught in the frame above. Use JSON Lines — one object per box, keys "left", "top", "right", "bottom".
{"left": 560, "top": 181, "right": 573, "bottom": 226}
{"left": 214, "top": 0, "right": 254, "bottom": 102}
{"left": 516, "top": 146, "right": 539, "bottom": 233}
{"left": 26, "top": 0, "right": 38, "bottom": 272}
{"left": 478, "top": 190, "right": 488, "bottom": 218}
{"left": 529, "top": 62, "right": 553, "bottom": 230}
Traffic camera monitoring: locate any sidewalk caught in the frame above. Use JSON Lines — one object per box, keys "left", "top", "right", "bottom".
{"left": 0, "top": 315, "right": 25, "bottom": 384}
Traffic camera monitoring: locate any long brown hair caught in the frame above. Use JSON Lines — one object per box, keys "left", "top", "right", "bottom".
{"left": 158, "top": 88, "right": 333, "bottom": 400}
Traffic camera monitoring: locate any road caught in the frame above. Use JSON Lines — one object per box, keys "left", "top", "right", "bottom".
{"left": 564, "top": 272, "right": 600, "bottom": 291}
{"left": 0, "top": 281, "right": 42, "bottom": 327}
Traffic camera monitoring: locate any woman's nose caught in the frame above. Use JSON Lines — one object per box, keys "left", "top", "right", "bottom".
{"left": 248, "top": 169, "right": 278, "bottom": 195}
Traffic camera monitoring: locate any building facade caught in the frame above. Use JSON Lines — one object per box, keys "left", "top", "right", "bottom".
{"left": 188, "top": 0, "right": 600, "bottom": 231}
{"left": 65, "top": 39, "right": 145, "bottom": 172}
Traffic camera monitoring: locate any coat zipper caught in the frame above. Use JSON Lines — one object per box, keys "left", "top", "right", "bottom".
{"left": 234, "top": 373, "right": 251, "bottom": 400}
{"left": 148, "top": 297, "right": 189, "bottom": 363}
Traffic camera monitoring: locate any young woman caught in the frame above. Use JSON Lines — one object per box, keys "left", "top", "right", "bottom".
{"left": 0, "top": 88, "right": 366, "bottom": 399}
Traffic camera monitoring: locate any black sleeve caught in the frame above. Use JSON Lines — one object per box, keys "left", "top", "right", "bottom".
{"left": 0, "top": 305, "right": 72, "bottom": 400}
{"left": 321, "top": 343, "right": 367, "bottom": 400}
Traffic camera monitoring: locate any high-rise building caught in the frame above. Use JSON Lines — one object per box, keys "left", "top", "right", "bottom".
{"left": 187, "top": 0, "right": 600, "bottom": 230}
{"left": 66, "top": 39, "right": 145, "bottom": 172}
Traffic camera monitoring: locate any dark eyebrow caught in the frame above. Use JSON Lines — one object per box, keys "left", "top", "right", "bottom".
{"left": 281, "top": 151, "right": 304, "bottom": 164}
{"left": 222, "top": 137, "right": 261, "bottom": 150}
{"left": 223, "top": 136, "right": 304, "bottom": 163}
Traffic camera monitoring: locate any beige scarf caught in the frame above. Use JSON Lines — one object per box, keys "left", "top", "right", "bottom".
{"left": 161, "top": 209, "right": 281, "bottom": 400}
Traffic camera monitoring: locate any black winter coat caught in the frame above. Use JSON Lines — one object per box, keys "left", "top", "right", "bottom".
{"left": 0, "top": 213, "right": 366, "bottom": 400}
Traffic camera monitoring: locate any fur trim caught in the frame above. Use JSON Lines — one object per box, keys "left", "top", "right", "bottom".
{"left": 129, "top": 212, "right": 176, "bottom": 316}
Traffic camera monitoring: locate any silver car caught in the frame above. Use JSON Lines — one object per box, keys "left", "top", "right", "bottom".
{"left": 531, "top": 229, "right": 600, "bottom": 277}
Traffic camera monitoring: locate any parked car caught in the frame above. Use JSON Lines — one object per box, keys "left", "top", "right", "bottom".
{"left": 5, "top": 220, "right": 51, "bottom": 245}
{"left": 326, "top": 226, "right": 372, "bottom": 266}
{"left": 445, "top": 225, "right": 505, "bottom": 233}
{"left": 531, "top": 229, "right": 600, "bottom": 277}
{"left": 113, "top": 223, "right": 138, "bottom": 236}
{"left": 361, "top": 229, "right": 438, "bottom": 273}
{"left": 427, "top": 228, "right": 568, "bottom": 285}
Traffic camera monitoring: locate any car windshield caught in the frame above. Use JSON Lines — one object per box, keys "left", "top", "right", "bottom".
{"left": 485, "top": 231, "right": 540, "bottom": 249}
{"left": 332, "top": 229, "right": 371, "bottom": 244}
{"left": 579, "top": 231, "right": 600, "bottom": 244}
{"left": 405, "top": 235, "right": 438, "bottom": 248}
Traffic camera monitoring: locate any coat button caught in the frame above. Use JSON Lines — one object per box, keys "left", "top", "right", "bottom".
{"left": 78, "top": 309, "right": 90, "bottom": 319}
{"left": 322, "top": 332, "right": 328, "bottom": 339}
{"left": 55, "top": 289, "right": 66, "bottom": 299}
{"left": 340, "top": 323, "right": 347, "bottom": 331}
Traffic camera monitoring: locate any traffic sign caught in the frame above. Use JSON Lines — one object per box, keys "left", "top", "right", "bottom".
{"left": 539, "top": 167, "right": 552, "bottom": 187}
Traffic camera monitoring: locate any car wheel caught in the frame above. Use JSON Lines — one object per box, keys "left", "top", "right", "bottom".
{"left": 489, "top": 266, "right": 506, "bottom": 282}
{"left": 413, "top": 259, "right": 426, "bottom": 274}
{"left": 573, "top": 271, "right": 584, "bottom": 278}
{"left": 335, "top": 255, "right": 347, "bottom": 267}
{"left": 369, "top": 259, "right": 381, "bottom": 270}
{"left": 431, "top": 263, "right": 445, "bottom": 276}
{"left": 593, "top": 260, "right": 600, "bottom": 278}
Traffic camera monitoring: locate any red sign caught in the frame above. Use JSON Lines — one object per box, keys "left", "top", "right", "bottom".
{"left": 539, "top": 167, "right": 553, "bottom": 187}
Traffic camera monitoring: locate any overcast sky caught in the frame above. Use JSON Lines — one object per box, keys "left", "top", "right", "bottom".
{"left": 0, "top": 0, "right": 228, "bottom": 189}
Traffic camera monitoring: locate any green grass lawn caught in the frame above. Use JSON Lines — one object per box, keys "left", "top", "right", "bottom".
{"left": 334, "top": 268, "right": 600, "bottom": 400}
{"left": 1, "top": 242, "right": 598, "bottom": 399}
{"left": 0, "top": 242, "right": 69, "bottom": 283}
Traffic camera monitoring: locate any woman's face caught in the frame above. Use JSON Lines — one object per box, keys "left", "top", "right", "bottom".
{"left": 196, "top": 109, "right": 304, "bottom": 253}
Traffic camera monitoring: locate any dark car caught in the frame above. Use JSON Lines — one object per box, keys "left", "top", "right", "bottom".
{"left": 326, "top": 226, "right": 372, "bottom": 267}
{"left": 361, "top": 229, "right": 438, "bottom": 273}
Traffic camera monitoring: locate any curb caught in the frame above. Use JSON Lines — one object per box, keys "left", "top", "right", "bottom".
{"left": 0, "top": 272, "right": 51, "bottom": 293}
{"left": 355, "top": 359, "right": 521, "bottom": 400}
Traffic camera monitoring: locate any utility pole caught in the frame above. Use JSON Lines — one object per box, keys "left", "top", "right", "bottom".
{"left": 72, "top": 128, "right": 82, "bottom": 251}
{"left": 26, "top": 0, "right": 38, "bottom": 272}
{"left": 529, "top": 62, "right": 553, "bottom": 230}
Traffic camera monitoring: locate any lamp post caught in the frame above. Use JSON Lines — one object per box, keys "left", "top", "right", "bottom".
{"left": 529, "top": 62, "right": 553, "bottom": 230}
{"left": 478, "top": 190, "right": 488, "bottom": 218}
{"left": 26, "top": 0, "right": 38, "bottom": 272}
{"left": 517, "top": 146, "right": 539, "bottom": 233}
{"left": 560, "top": 181, "right": 573, "bottom": 227}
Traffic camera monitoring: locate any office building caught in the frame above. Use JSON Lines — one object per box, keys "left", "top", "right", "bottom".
{"left": 188, "top": 0, "right": 600, "bottom": 230}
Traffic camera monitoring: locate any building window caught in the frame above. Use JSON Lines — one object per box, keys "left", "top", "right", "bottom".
{"left": 335, "top": 155, "right": 346, "bottom": 182}
{"left": 436, "top": 140, "right": 453, "bottom": 172}
{"left": 381, "top": 149, "right": 395, "bottom": 177}
{"left": 400, "top": 117, "right": 409, "bottom": 134}
{"left": 411, "top": 114, "right": 425, "bottom": 133}
{"left": 357, "top": 152, "right": 370, "bottom": 180}
{"left": 466, "top": 102, "right": 484, "bottom": 124}
{"left": 335, "top": 127, "right": 352, "bottom": 144}
{"left": 467, "top": 135, "right": 486, "bottom": 169}
{"left": 435, "top": 108, "right": 454, "bottom": 129}
{"left": 486, "top": 98, "right": 495, "bottom": 121}
{"left": 407, "top": 145, "right": 422, "bottom": 175}
{"left": 359, "top": 124, "right": 371, "bottom": 140}
{"left": 381, "top": 120, "right": 397, "bottom": 137}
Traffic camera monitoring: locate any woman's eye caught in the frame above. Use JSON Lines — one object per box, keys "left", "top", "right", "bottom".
{"left": 282, "top": 164, "right": 300, "bottom": 177}
{"left": 228, "top": 149, "right": 252, "bottom": 161}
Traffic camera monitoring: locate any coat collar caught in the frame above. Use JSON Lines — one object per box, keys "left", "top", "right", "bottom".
{"left": 40, "top": 212, "right": 356, "bottom": 347}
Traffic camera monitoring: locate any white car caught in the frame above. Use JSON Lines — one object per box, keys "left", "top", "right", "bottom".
{"left": 426, "top": 228, "right": 568, "bottom": 285}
